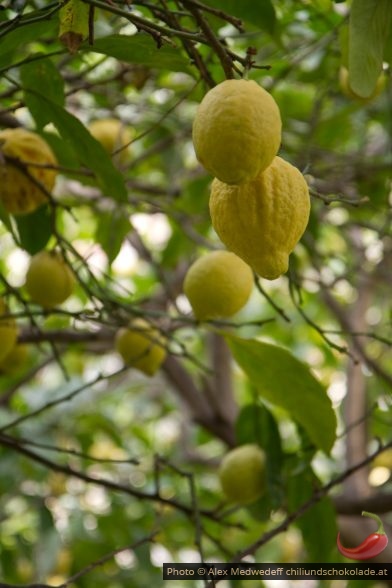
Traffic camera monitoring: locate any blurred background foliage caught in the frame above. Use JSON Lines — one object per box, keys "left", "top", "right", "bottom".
{"left": 0, "top": 1, "right": 391, "bottom": 587}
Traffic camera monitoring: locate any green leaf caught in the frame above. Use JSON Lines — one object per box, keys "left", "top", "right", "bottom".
{"left": 0, "top": 199, "right": 12, "bottom": 232}
{"left": 0, "top": 21, "right": 58, "bottom": 70}
{"left": 287, "top": 466, "right": 337, "bottom": 562}
{"left": 91, "top": 34, "right": 193, "bottom": 74}
{"left": 236, "top": 403, "right": 284, "bottom": 510}
{"left": 21, "top": 58, "right": 65, "bottom": 129}
{"left": 226, "top": 336, "right": 337, "bottom": 454}
{"left": 23, "top": 91, "right": 128, "bottom": 203}
{"left": 348, "top": 0, "right": 392, "bottom": 97}
{"left": 203, "top": 0, "right": 276, "bottom": 35}
{"left": 95, "top": 210, "right": 131, "bottom": 264}
{"left": 14, "top": 205, "right": 53, "bottom": 254}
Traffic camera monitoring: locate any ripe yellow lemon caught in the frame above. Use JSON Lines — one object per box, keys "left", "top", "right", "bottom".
{"left": 218, "top": 444, "right": 266, "bottom": 505}
{"left": 183, "top": 250, "right": 254, "bottom": 320}
{"left": 192, "top": 79, "right": 282, "bottom": 185}
{"left": 0, "top": 298, "right": 18, "bottom": 362}
{"left": 115, "top": 318, "right": 166, "bottom": 376}
{"left": 339, "top": 67, "right": 386, "bottom": 103}
{"left": 209, "top": 156, "right": 310, "bottom": 280}
{"left": 0, "top": 128, "right": 57, "bottom": 215}
{"left": 25, "top": 250, "right": 75, "bottom": 308}
{"left": 89, "top": 118, "right": 132, "bottom": 163}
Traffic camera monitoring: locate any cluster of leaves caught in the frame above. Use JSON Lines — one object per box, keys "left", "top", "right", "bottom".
{"left": 0, "top": 1, "right": 391, "bottom": 587}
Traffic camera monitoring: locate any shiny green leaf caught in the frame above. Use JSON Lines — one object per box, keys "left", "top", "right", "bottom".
{"left": 91, "top": 34, "right": 193, "bottom": 74}
{"left": 226, "top": 336, "right": 337, "bottom": 454}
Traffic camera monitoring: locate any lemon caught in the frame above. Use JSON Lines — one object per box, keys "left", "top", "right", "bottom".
{"left": 209, "top": 156, "right": 310, "bottom": 280}
{"left": 115, "top": 318, "right": 166, "bottom": 376}
{"left": 0, "top": 344, "right": 28, "bottom": 375}
{"left": 25, "top": 250, "right": 75, "bottom": 308}
{"left": 372, "top": 448, "right": 392, "bottom": 470}
{"left": 192, "top": 79, "right": 281, "bottom": 185}
{"left": 0, "top": 128, "right": 57, "bottom": 215}
{"left": 183, "top": 250, "right": 253, "bottom": 320}
{"left": 0, "top": 298, "right": 18, "bottom": 362}
{"left": 218, "top": 444, "right": 266, "bottom": 505}
{"left": 339, "top": 67, "right": 386, "bottom": 103}
{"left": 89, "top": 118, "right": 132, "bottom": 163}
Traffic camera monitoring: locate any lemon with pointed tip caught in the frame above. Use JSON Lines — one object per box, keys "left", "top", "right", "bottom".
{"left": 0, "top": 128, "right": 57, "bottom": 215}
{"left": 115, "top": 318, "right": 166, "bottom": 376}
{"left": 183, "top": 250, "right": 254, "bottom": 320}
{"left": 218, "top": 444, "right": 266, "bottom": 505}
{"left": 0, "top": 298, "right": 18, "bottom": 362}
{"left": 209, "top": 156, "right": 310, "bottom": 280}
{"left": 25, "top": 250, "right": 75, "bottom": 308}
{"left": 192, "top": 79, "right": 281, "bottom": 185}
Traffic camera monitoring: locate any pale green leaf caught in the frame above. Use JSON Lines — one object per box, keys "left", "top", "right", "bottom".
{"left": 349, "top": 0, "right": 392, "bottom": 97}
{"left": 226, "top": 336, "right": 337, "bottom": 454}
{"left": 91, "top": 34, "right": 193, "bottom": 74}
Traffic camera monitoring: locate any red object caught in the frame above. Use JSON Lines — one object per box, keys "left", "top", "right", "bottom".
{"left": 337, "top": 511, "right": 388, "bottom": 560}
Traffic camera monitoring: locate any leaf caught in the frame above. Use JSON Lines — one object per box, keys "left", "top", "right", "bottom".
{"left": 287, "top": 466, "right": 337, "bottom": 562}
{"left": 21, "top": 59, "right": 65, "bottom": 129}
{"left": 95, "top": 210, "right": 131, "bottom": 264}
{"left": 203, "top": 0, "right": 276, "bottom": 35}
{"left": 23, "top": 91, "right": 128, "bottom": 202}
{"left": 348, "top": 0, "right": 392, "bottom": 97}
{"left": 236, "top": 403, "right": 284, "bottom": 510}
{"left": 0, "top": 21, "right": 58, "bottom": 69}
{"left": 14, "top": 205, "right": 52, "bottom": 254}
{"left": 91, "top": 34, "right": 193, "bottom": 74}
{"left": 226, "top": 336, "right": 337, "bottom": 454}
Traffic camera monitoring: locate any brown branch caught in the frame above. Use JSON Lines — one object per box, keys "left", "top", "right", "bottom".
{"left": 181, "top": 0, "right": 234, "bottom": 79}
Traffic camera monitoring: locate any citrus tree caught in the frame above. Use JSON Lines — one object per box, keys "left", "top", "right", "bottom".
{"left": 0, "top": 1, "right": 391, "bottom": 586}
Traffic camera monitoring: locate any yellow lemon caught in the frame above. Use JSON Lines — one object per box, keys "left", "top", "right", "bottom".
{"left": 209, "top": 156, "right": 310, "bottom": 280}
{"left": 25, "top": 250, "right": 75, "bottom": 308}
{"left": 89, "top": 118, "right": 132, "bottom": 163}
{"left": 372, "top": 448, "right": 392, "bottom": 470}
{"left": 0, "top": 128, "right": 57, "bottom": 215}
{"left": 115, "top": 318, "right": 166, "bottom": 376}
{"left": 192, "top": 79, "right": 282, "bottom": 185}
{"left": 0, "top": 298, "right": 18, "bottom": 362}
{"left": 0, "top": 344, "right": 28, "bottom": 375}
{"left": 339, "top": 67, "right": 386, "bottom": 103}
{"left": 183, "top": 250, "right": 254, "bottom": 320}
{"left": 218, "top": 444, "right": 266, "bottom": 505}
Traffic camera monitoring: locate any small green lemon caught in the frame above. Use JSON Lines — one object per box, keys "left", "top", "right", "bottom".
{"left": 25, "top": 250, "right": 75, "bottom": 308}
{"left": 192, "top": 79, "right": 281, "bottom": 185}
{"left": 183, "top": 250, "right": 254, "bottom": 320}
{"left": 89, "top": 118, "right": 132, "bottom": 163}
{"left": 209, "top": 156, "right": 310, "bottom": 280}
{"left": 218, "top": 444, "right": 266, "bottom": 505}
{"left": 0, "top": 298, "right": 18, "bottom": 362}
{"left": 115, "top": 318, "right": 166, "bottom": 376}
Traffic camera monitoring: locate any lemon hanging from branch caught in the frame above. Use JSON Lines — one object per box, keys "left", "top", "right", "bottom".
{"left": 192, "top": 79, "right": 282, "bottom": 185}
